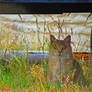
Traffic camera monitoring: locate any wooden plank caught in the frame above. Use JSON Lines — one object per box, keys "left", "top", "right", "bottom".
{"left": 73, "top": 52, "right": 91, "bottom": 60}
{"left": 0, "top": 51, "right": 92, "bottom": 64}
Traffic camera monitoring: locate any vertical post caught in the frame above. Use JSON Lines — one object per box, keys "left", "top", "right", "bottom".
{"left": 91, "top": 28, "right": 92, "bottom": 56}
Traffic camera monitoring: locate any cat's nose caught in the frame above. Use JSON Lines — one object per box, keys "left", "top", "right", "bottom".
{"left": 59, "top": 51, "right": 62, "bottom": 56}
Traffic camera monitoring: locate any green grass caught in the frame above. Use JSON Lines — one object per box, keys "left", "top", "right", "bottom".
{"left": 0, "top": 55, "right": 92, "bottom": 92}
{"left": 0, "top": 56, "right": 32, "bottom": 91}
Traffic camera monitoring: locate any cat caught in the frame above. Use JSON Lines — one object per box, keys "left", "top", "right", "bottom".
{"left": 48, "top": 34, "right": 86, "bottom": 86}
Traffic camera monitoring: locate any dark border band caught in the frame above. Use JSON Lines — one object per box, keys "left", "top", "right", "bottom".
{"left": 0, "top": 3, "right": 92, "bottom": 14}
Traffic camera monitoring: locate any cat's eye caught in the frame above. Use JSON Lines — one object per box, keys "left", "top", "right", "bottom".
{"left": 54, "top": 44, "right": 58, "bottom": 49}
{"left": 61, "top": 48, "right": 64, "bottom": 51}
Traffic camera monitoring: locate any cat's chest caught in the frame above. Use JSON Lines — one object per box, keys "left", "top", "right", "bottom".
{"left": 52, "top": 56, "right": 72, "bottom": 69}
{"left": 60, "top": 58, "right": 73, "bottom": 72}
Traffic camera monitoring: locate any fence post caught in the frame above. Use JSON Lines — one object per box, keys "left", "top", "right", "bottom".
{"left": 91, "top": 28, "right": 92, "bottom": 56}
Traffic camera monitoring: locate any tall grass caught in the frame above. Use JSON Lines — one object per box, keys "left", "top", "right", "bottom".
{"left": 0, "top": 14, "right": 92, "bottom": 91}
{"left": 0, "top": 54, "right": 92, "bottom": 92}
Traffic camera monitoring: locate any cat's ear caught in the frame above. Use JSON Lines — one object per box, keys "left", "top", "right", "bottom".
{"left": 50, "top": 35, "right": 56, "bottom": 43}
{"left": 64, "top": 35, "right": 71, "bottom": 44}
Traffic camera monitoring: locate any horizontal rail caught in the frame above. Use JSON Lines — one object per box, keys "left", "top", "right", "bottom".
{"left": 0, "top": 50, "right": 92, "bottom": 64}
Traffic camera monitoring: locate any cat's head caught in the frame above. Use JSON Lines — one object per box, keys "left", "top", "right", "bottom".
{"left": 50, "top": 35, "right": 72, "bottom": 56}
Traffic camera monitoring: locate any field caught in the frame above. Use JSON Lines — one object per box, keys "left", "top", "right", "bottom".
{"left": 0, "top": 55, "right": 92, "bottom": 92}
{"left": 0, "top": 13, "right": 92, "bottom": 92}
